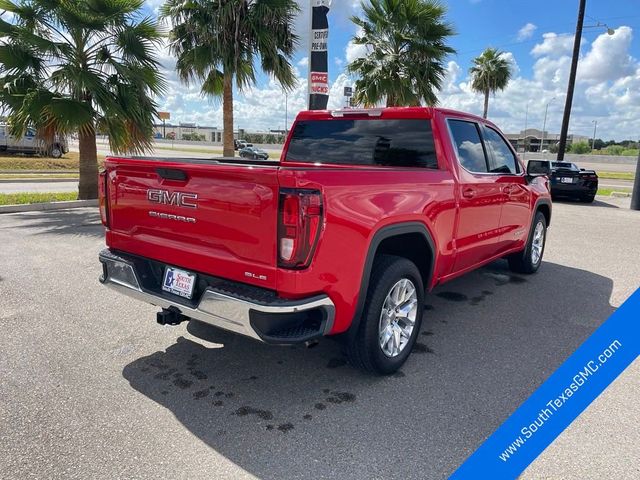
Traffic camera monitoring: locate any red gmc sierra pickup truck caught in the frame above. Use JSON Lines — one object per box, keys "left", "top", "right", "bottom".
{"left": 98, "top": 107, "right": 552, "bottom": 374}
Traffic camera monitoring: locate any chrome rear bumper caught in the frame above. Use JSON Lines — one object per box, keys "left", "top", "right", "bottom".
{"left": 98, "top": 249, "right": 335, "bottom": 343}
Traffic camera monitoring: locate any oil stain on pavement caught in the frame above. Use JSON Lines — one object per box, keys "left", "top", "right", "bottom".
{"left": 127, "top": 342, "right": 359, "bottom": 435}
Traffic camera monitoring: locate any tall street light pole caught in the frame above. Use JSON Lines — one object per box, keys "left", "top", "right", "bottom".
{"left": 523, "top": 101, "right": 529, "bottom": 159}
{"left": 557, "top": 0, "right": 586, "bottom": 161}
{"left": 541, "top": 97, "right": 555, "bottom": 153}
{"left": 591, "top": 120, "right": 597, "bottom": 151}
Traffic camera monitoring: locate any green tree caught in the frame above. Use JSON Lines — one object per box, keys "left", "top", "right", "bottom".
{"left": 347, "top": 0, "right": 455, "bottom": 107}
{"left": 469, "top": 47, "right": 512, "bottom": 119}
{"left": 570, "top": 141, "right": 591, "bottom": 154}
{"left": 161, "top": 0, "right": 298, "bottom": 157}
{"left": 0, "top": 0, "right": 165, "bottom": 199}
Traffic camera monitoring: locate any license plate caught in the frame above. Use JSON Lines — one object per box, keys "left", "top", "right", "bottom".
{"left": 162, "top": 267, "right": 196, "bottom": 299}
{"left": 561, "top": 177, "right": 574, "bottom": 184}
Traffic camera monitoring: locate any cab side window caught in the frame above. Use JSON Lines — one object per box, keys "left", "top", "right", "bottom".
{"left": 448, "top": 120, "right": 488, "bottom": 173}
{"left": 483, "top": 126, "right": 519, "bottom": 174}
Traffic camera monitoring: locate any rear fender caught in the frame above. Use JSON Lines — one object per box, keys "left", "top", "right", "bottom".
{"left": 344, "top": 222, "right": 436, "bottom": 340}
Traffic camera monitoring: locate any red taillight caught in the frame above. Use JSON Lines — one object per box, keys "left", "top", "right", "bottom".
{"left": 98, "top": 170, "right": 109, "bottom": 227}
{"left": 278, "top": 189, "right": 323, "bottom": 269}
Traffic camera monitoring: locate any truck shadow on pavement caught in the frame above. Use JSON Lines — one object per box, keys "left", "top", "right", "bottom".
{"left": 122, "top": 260, "right": 615, "bottom": 480}
{"left": 12, "top": 209, "right": 104, "bottom": 237}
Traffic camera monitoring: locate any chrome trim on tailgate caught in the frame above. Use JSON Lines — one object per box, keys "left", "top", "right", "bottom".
{"left": 98, "top": 250, "right": 335, "bottom": 342}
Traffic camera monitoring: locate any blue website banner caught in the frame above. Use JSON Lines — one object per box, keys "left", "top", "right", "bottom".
{"left": 450, "top": 288, "right": 640, "bottom": 479}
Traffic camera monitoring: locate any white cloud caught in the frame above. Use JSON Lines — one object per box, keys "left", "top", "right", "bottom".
{"left": 435, "top": 26, "right": 640, "bottom": 140}
{"left": 345, "top": 40, "right": 368, "bottom": 63}
{"left": 501, "top": 51, "right": 520, "bottom": 77}
{"left": 297, "top": 56, "right": 309, "bottom": 67}
{"left": 533, "top": 55, "right": 571, "bottom": 87}
{"left": 144, "top": 0, "right": 164, "bottom": 14}
{"left": 345, "top": 27, "right": 370, "bottom": 63}
{"left": 578, "top": 26, "right": 635, "bottom": 82}
{"left": 149, "top": 5, "right": 640, "bottom": 141}
{"left": 440, "top": 61, "right": 462, "bottom": 95}
{"left": 531, "top": 33, "right": 576, "bottom": 57}
{"left": 517, "top": 23, "right": 537, "bottom": 41}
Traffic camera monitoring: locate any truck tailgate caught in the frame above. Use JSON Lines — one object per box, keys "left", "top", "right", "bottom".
{"left": 104, "top": 157, "right": 279, "bottom": 290}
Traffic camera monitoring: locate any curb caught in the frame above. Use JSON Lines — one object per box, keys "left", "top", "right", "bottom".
{"left": 0, "top": 199, "right": 97, "bottom": 214}
{"left": 0, "top": 178, "right": 78, "bottom": 183}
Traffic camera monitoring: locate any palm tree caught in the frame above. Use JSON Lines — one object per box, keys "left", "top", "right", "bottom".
{"left": 347, "top": 0, "right": 455, "bottom": 107}
{"left": 0, "top": 0, "right": 165, "bottom": 199}
{"left": 469, "top": 48, "right": 512, "bottom": 118}
{"left": 161, "top": 0, "right": 298, "bottom": 158}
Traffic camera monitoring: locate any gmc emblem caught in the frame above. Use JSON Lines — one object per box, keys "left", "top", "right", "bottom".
{"left": 147, "top": 189, "right": 198, "bottom": 209}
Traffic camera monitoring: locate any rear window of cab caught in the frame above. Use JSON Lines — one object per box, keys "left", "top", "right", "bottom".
{"left": 285, "top": 119, "right": 438, "bottom": 169}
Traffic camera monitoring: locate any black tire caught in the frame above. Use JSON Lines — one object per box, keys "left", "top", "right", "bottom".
{"left": 346, "top": 255, "right": 424, "bottom": 375}
{"left": 49, "top": 144, "right": 62, "bottom": 158}
{"left": 581, "top": 194, "right": 595, "bottom": 203}
{"left": 508, "top": 211, "right": 547, "bottom": 274}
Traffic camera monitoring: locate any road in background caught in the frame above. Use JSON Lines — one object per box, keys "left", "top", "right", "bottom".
{"left": 1, "top": 198, "right": 638, "bottom": 479}
{"left": 71, "top": 139, "right": 283, "bottom": 159}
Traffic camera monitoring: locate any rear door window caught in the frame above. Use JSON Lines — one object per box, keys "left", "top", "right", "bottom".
{"left": 483, "top": 126, "right": 520, "bottom": 174}
{"left": 448, "top": 120, "right": 488, "bottom": 173}
{"left": 285, "top": 119, "right": 438, "bottom": 168}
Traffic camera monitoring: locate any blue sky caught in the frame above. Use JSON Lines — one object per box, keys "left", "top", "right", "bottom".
{"left": 144, "top": 0, "right": 640, "bottom": 140}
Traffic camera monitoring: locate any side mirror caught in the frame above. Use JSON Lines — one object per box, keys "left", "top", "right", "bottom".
{"left": 526, "top": 161, "right": 551, "bottom": 176}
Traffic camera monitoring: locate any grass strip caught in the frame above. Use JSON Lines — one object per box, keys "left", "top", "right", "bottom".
{"left": 0, "top": 174, "right": 79, "bottom": 179}
{"left": 596, "top": 171, "right": 635, "bottom": 181}
{"left": 0, "top": 192, "right": 78, "bottom": 206}
{"left": 0, "top": 152, "right": 104, "bottom": 171}
{"left": 596, "top": 188, "right": 632, "bottom": 196}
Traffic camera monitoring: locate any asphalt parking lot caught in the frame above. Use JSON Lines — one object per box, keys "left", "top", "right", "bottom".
{"left": 1, "top": 198, "right": 638, "bottom": 479}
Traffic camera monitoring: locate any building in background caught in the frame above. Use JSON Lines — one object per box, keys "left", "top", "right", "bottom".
{"left": 152, "top": 123, "right": 285, "bottom": 145}
{"left": 152, "top": 123, "right": 224, "bottom": 142}
{"left": 505, "top": 129, "right": 590, "bottom": 152}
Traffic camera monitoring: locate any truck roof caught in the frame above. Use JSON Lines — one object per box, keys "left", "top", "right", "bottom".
{"left": 295, "top": 106, "right": 493, "bottom": 126}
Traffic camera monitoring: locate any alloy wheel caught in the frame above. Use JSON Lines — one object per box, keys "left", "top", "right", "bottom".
{"left": 531, "top": 221, "right": 545, "bottom": 265}
{"left": 378, "top": 278, "right": 418, "bottom": 357}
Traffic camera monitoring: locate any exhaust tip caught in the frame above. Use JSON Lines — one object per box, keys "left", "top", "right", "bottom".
{"left": 305, "top": 340, "right": 319, "bottom": 349}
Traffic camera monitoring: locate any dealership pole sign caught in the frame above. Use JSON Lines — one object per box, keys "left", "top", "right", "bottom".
{"left": 308, "top": 0, "right": 330, "bottom": 110}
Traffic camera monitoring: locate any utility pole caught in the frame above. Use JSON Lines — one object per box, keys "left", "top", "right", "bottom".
{"left": 591, "top": 120, "right": 597, "bottom": 151}
{"left": 631, "top": 144, "right": 640, "bottom": 211}
{"left": 557, "top": 0, "right": 586, "bottom": 161}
